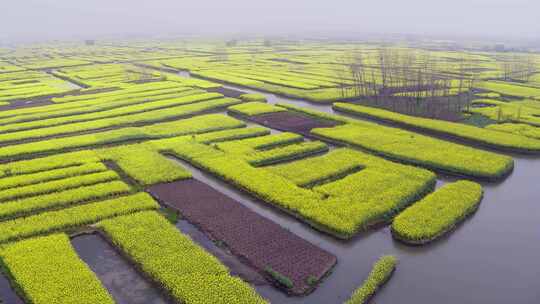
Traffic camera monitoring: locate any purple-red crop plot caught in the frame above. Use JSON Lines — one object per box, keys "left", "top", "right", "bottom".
{"left": 248, "top": 111, "right": 339, "bottom": 136}
{"left": 148, "top": 179, "right": 337, "bottom": 295}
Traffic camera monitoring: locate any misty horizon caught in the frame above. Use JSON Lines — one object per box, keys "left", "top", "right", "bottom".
{"left": 2, "top": 0, "right": 539, "bottom": 43}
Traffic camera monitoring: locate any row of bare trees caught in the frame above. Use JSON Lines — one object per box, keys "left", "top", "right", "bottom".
{"left": 340, "top": 48, "right": 476, "bottom": 120}
{"left": 498, "top": 54, "right": 537, "bottom": 82}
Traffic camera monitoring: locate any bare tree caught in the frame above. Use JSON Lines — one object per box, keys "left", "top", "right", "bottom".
{"left": 525, "top": 54, "right": 537, "bottom": 82}
{"left": 344, "top": 47, "right": 477, "bottom": 120}
{"left": 336, "top": 56, "right": 350, "bottom": 99}
{"left": 497, "top": 53, "right": 535, "bottom": 82}
{"left": 348, "top": 50, "right": 368, "bottom": 99}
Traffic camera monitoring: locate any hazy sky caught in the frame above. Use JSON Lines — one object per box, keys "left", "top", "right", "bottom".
{"left": 2, "top": 0, "right": 539, "bottom": 42}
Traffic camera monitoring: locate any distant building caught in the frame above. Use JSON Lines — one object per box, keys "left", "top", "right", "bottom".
{"left": 85, "top": 40, "right": 95, "bottom": 46}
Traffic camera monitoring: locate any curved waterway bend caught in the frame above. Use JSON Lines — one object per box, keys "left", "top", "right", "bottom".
{"left": 173, "top": 71, "right": 540, "bottom": 303}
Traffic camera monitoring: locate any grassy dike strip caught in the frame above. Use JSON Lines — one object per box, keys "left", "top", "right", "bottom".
{"left": 167, "top": 141, "right": 435, "bottom": 239}
{"left": 246, "top": 141, "right": 328, "bottom": 166}
{"left": 0, "top": 89, "right": 209, "bottom": 133}
{"left": 0, "top": 127, "right": 268, "bottom": 185}
{"left": 228, "top": 102, "right": 286, "bottom": 116}
{"left": 98, "top": 144, "right": 193, "bottom": 186}
{"left": 0, "top": 193, "right": 158, "bottom": 244}
{"left": 0, "top": 161, "right": 107, "bottom": 191}
{"left": 391, "top": 181, "right": 483, "bottom": 245}
{"left": 0, "top": 114, "right": 244, "bottom": 162}
{"left": 0, "top": 86, "right": 197, "bottom": 126}
{"left": 487, "top": 123, "right": 540, "bottom": 140}
{"left": 239, "top": 93, "right": 267, "bottom": 102}
{"left": 0, "top": 97, "right": 239, "bottom": 145}
{"left": 97, "top": 211, "right": 268, "bottom": 304}
{"left": 345, "top": 255, "right": 398, "bottom": 304}
{"left": 215, "top": 132, "right": 304, "bottom": 154}
{"left": 0, "top": 181, "right": 131, "bottom": 221}
{"left": 278, "top": 104, "right": 514, "bottom": 181}
{"left": 313, "top": 122, "right": 513, "bottom": 180}
{"left": 214, "top": 132, "right": 328, "bottom": 167}
{"left": 0, "top": 170, "right": 120, "bottom": 202}
{"left": 333, "top": 102, "right": 540, "bottom": 154}
{"left": 0, "top": 234, "right": 114, "bottom": 304}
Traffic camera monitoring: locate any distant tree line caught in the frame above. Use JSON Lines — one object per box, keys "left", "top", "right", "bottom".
{"left": 497, "top": 54, "right": 537, "bottom": 83}
{"left": 342, "top": 48, "right": 476, "bottom": 121}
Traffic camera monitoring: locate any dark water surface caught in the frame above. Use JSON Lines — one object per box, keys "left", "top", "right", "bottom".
{"left": 71, "top": 234, "right": 170, "bottom": 304}
{"left": 174, "top": 72, "right": 540, "bottom": 303}
{"left": 172, "top": 153, "right": 540, "bottom": 304}
{"left": 2, "top": 71, "right": 536, "bottom": 304}
{"left": 0, "top": 272, "right": 23, "bottom": 304}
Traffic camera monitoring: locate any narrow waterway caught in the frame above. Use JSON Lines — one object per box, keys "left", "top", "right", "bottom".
{"left": 0, "top": 272, "right": 23, "bottom": 304}
{"left": 171, "top": 71, "right": 540, "bottom": 303}
{"left": 170, "top": 151, "right": 540, "bottom": 304}
{"left": 71, "top": 233, "right": 170, "bottom": 304}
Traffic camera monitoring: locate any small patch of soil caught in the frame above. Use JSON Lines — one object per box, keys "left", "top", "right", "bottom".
{"left": 148, "top": 179, "right": 337, "bottom": 295}
{"left": 207, "top": 87, "right": 246, "bottom": 98}
{"left": 248, "top": 111, "right": 339, "bottom": 136}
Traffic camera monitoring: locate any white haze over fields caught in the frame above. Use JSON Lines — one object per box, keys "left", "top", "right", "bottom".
{"left": 1, "top": 0, "right": 539, "bottom": 42}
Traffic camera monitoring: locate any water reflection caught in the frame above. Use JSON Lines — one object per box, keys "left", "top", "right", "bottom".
{"left": 0, "top": 272, "right": 23, "bottom": 304}
{"left": 71, "top": 233, "right": 170, "bottom": 304}
{"left": 177, "top": 72, "right": 540, "bottom": 303}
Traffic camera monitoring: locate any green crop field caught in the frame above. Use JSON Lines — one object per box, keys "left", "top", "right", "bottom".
{"left": 0, "top": 37, "right": 537, "bottom": 304}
